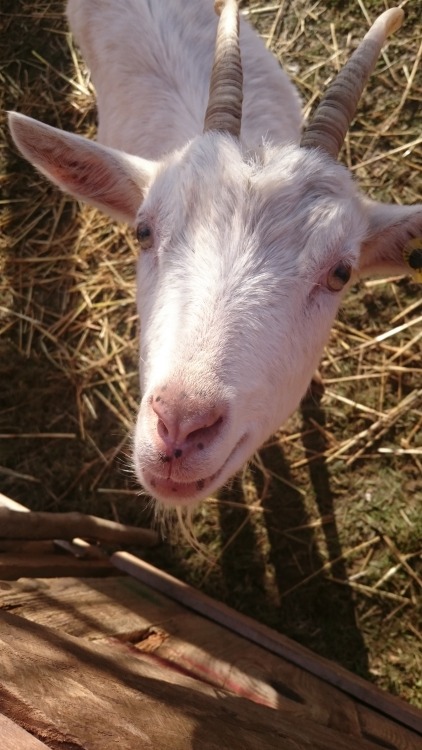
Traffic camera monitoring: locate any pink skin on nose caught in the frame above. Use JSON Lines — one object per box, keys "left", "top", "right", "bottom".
{"left": 136, "top": 386, "right": 250, "bottom": 504}
{"left": 151, "top": 390, "right": 226, "bottom": 466}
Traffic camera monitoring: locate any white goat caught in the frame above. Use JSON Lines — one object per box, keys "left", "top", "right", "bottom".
{"left": 9, "top": 1, "right": 422, "bottom": 509}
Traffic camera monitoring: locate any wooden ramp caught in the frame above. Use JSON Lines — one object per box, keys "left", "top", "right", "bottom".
{"left": 0, "top": 509, "right": 421, "bottom": 748}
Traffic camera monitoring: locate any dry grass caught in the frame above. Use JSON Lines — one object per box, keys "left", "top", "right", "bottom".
{"left": 1, "top": 0, "right": 421, "bottom": 706}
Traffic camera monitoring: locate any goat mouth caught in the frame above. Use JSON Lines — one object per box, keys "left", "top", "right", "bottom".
{"left": 142, "top": 434, "right": 249, "bottom": 506}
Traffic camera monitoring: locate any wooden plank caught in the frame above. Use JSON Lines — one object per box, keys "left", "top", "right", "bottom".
{"left": 0, "top": 540, "right": 57, "bottom": 553}
{"left": 112, "top": 551, "right": 422, "bottom": 737}
{"left": 1, "top": 490, "right": 419, "bottom": 746}
{"left": 148, "top": 614, "right": 422, "bottom": 750}
{"left": 0, "top": 491, "right": 104, "bottom": 558}
{"left": 0, "top": 506, "right": 158, "bottom": 547}
{"left": 0, "top": 552, "right": 119, "bottom": 579}
{"left": 0, "top": 575, "right": 182, "bottom": 638}
{"left": 0, "top": 714, "right": 50, "bottom": 750}
{"left": 0, "top": 610, "right": 385, "bottom": 750}
{"left": 1, "top": 576, "right": 420, "bottom": 750}
{"left": 355, "top": 704, "right": 422, "bottom": 750}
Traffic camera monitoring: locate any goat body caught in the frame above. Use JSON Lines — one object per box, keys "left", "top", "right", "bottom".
{"left": 68, "top": 0, "right": 302, "bottom": 156}
{"left": 9, "top": 0, "right": 422, "bottom": 507}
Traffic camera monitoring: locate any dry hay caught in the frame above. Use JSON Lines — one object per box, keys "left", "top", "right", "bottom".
{"left": 1, "top": 0, "right": 421, "bottom": 705}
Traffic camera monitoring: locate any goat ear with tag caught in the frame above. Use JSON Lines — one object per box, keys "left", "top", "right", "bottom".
{"left": 8, "top": 112, "right": 157, "bottom": 224}
{"left": 357, "top": 199, "right": 422, "bottom": 282}
{"left": 403, "top": 237, "right": 422, "bottom": 283}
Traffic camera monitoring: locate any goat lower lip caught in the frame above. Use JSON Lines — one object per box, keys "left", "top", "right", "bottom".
{"left": 144, "top": 473, "right": 211, "bottom": 502}
{"left": 144, "top": 434, "right": 248, "bottom": 504}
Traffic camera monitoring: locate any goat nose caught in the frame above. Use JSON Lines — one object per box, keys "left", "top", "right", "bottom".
{"left": 151, "top": 395, "right": 225, "bottom": 453}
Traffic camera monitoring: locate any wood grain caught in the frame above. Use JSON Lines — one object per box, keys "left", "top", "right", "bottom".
{"left": 112, "top": 551, "right": 422, "bottom": 738}
{"left": 1, "top": 576, "right": 420, "bottom": 750}
{"left": 0, "top": 507, "right": 158, "bottom": 547}
{"left": 0, "top": 714, "right": 51, "bottom": 750}
{"left": 0, "top": 552, "right": 119, "bottom": 579}
{"left": 0, "top": 489, "right": 420, "bottom": 748}
{"left": 0, "top": 610, "right": 387, "bottom": 750}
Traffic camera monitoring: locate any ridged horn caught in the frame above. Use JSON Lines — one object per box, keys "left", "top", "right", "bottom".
{"left": 204, "top": 0, "right": 243, "bottom": 137}
{"left": 300, "top": 8, "right": 404, "bottom": 158}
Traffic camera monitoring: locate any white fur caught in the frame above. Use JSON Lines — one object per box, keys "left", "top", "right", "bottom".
{"left": 67, "top": 0, "right": 302, "bottom": 157}
{"left": 9, "top": 0, "right": 422, "bottom": 507}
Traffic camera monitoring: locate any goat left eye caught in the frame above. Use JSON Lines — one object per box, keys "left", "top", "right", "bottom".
{"left": 136, "top": 221, "right": 154, "bottom": 250}
{"left": 326, "top": 261, "right": 352, "bottom": 292}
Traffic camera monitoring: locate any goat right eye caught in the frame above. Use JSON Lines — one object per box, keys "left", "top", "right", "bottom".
{"left": 326, "top": 260, "right": 352, "bottom": 292}
{"left": 136, "top": 221, "right": 154, "bottom": 250}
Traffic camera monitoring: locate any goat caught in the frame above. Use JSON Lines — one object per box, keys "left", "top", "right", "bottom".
{"left": 8, "top": 0, "right": 422, "bottom": 509}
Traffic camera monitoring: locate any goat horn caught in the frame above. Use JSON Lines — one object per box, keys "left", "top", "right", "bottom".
{"left": 204, "top": 0, "right": 243, "bottom": 137}
{"left": 300, "top": 8, "right": 404, "bottom": 158}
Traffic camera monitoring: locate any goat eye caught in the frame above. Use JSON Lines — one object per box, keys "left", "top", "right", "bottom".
{"left": 136, "top": 221, "right": 154, "bottom": 250}
{"left": 326, "top": 261, "right": 352, "bottom": 292}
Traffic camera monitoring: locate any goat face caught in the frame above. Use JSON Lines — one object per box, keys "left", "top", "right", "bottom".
{"left": 133, "top": 133, "right": 365, "bottom": 505}
{"left": 8, "top": 3, "right": 421, "bottom": 508}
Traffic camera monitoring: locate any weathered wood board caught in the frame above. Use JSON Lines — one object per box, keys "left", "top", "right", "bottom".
{"left": 1, "top": 576, "right": 421, "bottom": 750}
{"left": 0, "top": 713, "right": 50, "bottom": 750}
{"left": 113, "top": 551, "right": 422, "bottom": 736}
{"left": 0, "top": 606, "right": 398, "bottom": 750}
{"left": 1, "top": 493, "right": 420, "bottom": 749}
{"left": 0, "top": 549, "right": 119, "bottom": 578}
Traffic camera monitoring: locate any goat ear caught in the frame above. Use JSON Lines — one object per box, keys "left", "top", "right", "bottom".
{"left": 358, "top": 200, "right": 422, "bottom": 281}
{"left": 8, "top": 112, "right": 156, "bottom": 223}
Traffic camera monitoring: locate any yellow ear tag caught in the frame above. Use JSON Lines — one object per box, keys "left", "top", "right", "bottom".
{"left": 403, "top": 237, "right": 422, "bottom": 283}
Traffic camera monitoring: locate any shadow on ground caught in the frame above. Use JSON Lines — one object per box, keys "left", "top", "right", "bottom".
{"left": 217, "top": 384, "right": 369, "bottom": 677}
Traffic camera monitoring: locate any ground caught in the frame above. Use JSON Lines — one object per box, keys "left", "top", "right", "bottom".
{"left": 1, "top": 0, "right": 421, "bottom": 706}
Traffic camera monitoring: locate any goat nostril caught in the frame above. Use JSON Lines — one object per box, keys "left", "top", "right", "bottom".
{"left": 186, "top": 415, "right": 223, "bottom": 443}
{"left": 157, "top": 418, "right": 169, "bottom": 438}
{"left": 151, "top": 392, "right": 226, "bottom": 450}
